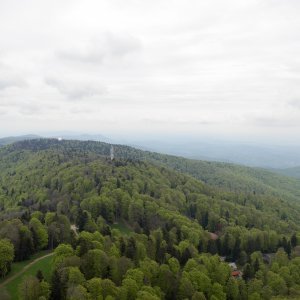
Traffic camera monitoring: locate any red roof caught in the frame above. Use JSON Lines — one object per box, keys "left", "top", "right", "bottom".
{"left": 232, "top": 271, "right": 241, "bottom": 277}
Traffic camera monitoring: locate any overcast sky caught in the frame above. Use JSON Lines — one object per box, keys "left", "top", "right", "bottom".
{"left": 0, "top": 0, "right": 299, "bottom": 144}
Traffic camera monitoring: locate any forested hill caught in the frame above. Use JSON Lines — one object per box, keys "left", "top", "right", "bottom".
{"left": 0, "top": 134, "right": 40, "bottom": 146}
{"left": 1, "top": 138, "right": 300, "bottom": 230}
{"left": 6, "top": 138, "right": 300, "bottom": 202}
{"left": 1, "top": 138, "right": 300, "bottom": 299}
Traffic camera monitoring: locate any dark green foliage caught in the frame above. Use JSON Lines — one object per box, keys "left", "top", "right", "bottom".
{"left": 50, "top": 269, "right": 62, "bottom": 300}
{"left": 36, "top": 269, "right": 44, "bottom": 282}
{"left": 243, "top": 263, "right": 253, "bottom": 281}
{"left": 291, "top": 232, "right": 297, "bottom": 247}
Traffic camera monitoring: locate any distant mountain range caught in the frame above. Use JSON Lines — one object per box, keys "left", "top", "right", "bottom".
{"left": 0, "top": 134, "right": 111, "bottom": 146}
{"left": 129, "top": 138, "right": 300, "bottom": 169}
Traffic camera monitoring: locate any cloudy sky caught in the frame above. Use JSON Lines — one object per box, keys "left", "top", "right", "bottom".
{"left": 0, "top": 0, "right": 299, "bottom": 143}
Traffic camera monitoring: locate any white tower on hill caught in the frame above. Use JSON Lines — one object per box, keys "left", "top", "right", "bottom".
{"left": 110, "top": 145, "right": 114, "bottom": 161}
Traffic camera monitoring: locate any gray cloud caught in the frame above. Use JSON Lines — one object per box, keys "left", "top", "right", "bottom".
{"left": 0, "top": 63, "right": 27, "bottom": 90}
{"left": 0, "top": 98, "right": 55, "bottom": 115}
{"left": 57, "top": 32, "right": 142, "bottom": 65}
{"left": 252, "top": 116, "right": 300, "bottom": 128}
{"left": 287, "top": 100, "right": 300, "bottom": 109}
{"left": 45, "top": 78, "right": 107, "bottom": 100}
{"left": 0, "top": 79, "right": 24, "bottom": 90}
{"left": 18, "top": 103, "right": 43, "bottom": 115}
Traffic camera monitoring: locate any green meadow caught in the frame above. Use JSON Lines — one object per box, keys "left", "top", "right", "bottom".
{"left": 0, "top": 251, "right": 53, "bottom": 300}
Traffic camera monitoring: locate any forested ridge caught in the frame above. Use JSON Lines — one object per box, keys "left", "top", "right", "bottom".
{"left": 0, "top": 135, "right": 40, "bottom": 147}
{"left": 0, "top": 139, "right": 300, "bottom": 299}
{"left": 6, "top": 138, "right": 300, "bottom": 200}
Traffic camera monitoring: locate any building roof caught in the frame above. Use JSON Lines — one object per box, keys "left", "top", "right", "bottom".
{"left": 232, "top": 271, "right": 241, "bottom": 277}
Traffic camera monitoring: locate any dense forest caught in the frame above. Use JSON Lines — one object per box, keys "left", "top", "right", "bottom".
{"left": 0, "top": 139, "right": 300, "bottom": 299}
{"left": 4, "top": 138, "right": 300, "bottom": 199}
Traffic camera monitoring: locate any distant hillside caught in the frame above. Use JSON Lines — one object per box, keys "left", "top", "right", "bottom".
{"left": 0, "top": 135, "right": 40, "bottom": 146}
{"left": 128, "top": 138, "right": 300, "bottom": 168}
{"left": 274, "top": 166, "right": 300, "bottom": 179}
{"left": 5, "top": 138, "right": 300, "bottom": 206}
{"left": 1, "top": 138, "right": 300, "bottom": 231}
{"left": 49, "top": 133, "right": 113, "bottom": 143}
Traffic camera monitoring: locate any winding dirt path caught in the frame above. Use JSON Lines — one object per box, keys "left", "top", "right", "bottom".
{"left": 0, "top": 252, "right": 54, "bottom": 289}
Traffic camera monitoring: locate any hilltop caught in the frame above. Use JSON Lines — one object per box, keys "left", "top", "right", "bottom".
{"left": 5, "top": 138, "right": 300, "bottom": 200}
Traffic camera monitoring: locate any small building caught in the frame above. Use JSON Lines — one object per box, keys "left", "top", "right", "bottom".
{"left": 232, "top": 270, "right": 243, "bottom": 279}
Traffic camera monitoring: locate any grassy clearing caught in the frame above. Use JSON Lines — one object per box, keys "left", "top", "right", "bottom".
{"left": 111, "top": 220, "right": 133, "bottom": 235}
{"left": 0, "top": 250, "right": 52, "bottom": 285}
{"left": 0, "top": 251, "right": 53, "bottom": 300}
